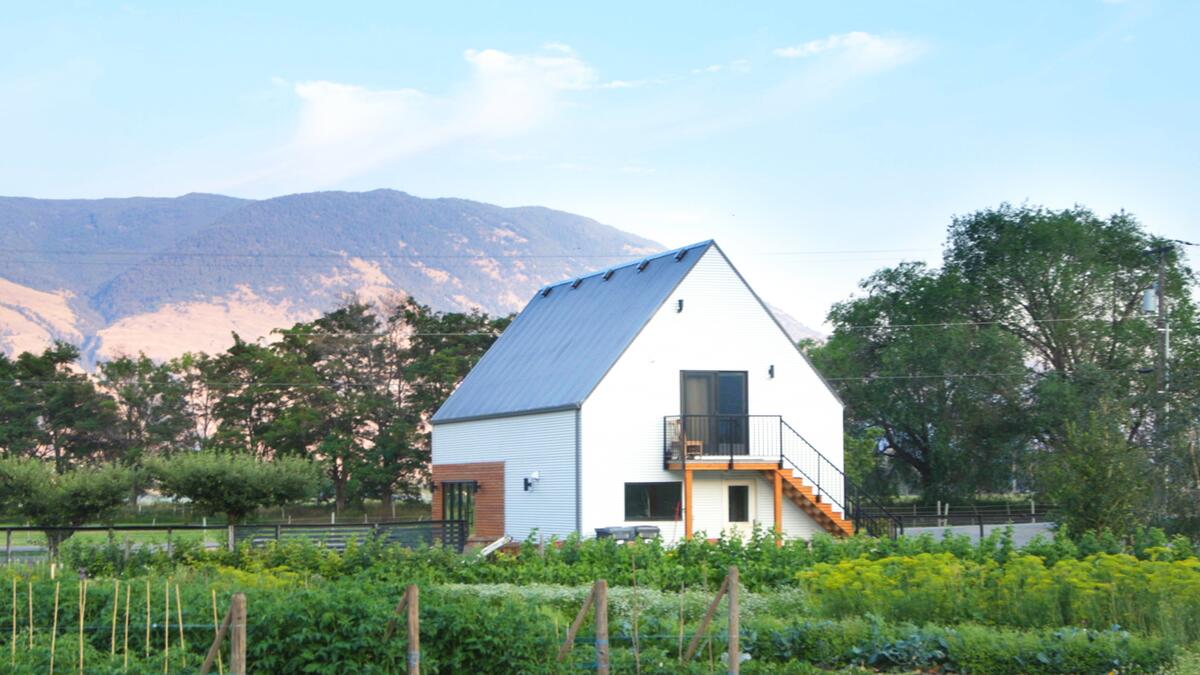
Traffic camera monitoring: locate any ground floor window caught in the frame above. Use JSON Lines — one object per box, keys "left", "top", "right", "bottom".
{"left": 625, "top": 481, "right": 682, "bottom": 521}
{"left": 441, "top": 480, "right": 477, "bottom": 535}
{"left": 728, "top": 484, "right": 750, "bottom": 522}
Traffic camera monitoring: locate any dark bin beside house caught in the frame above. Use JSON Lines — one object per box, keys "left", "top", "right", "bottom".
{"left": 634, "top": 525, "right": 660, "bottom": 540}
{"left": 595, "top": 526, "right": 636, "bottom": 541}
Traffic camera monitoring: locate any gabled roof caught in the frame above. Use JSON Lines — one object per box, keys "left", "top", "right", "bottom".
{"left": 432, "top": 241, "right": 715, "bottom": 423}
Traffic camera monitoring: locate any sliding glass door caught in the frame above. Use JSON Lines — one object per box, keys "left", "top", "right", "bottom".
{"left": 680, "top": 371, "right": 748, "bottom": 455}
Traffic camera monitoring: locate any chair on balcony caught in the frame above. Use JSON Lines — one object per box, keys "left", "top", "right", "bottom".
{"left": 668, "top": 418, "right": 704, "bottom": 460}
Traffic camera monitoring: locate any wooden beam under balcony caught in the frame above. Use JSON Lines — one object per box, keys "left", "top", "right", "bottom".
{"left": 666, "top": 462, "right": 781, "bottom": 472}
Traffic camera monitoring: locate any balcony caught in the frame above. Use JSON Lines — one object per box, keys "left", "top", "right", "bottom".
{"left": 662, "top": 414, "right": 785, "bottom": 469}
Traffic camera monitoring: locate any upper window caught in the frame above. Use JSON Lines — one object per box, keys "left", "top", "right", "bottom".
{"left": 624, "top": 482, "right": 682, "bottom": 521}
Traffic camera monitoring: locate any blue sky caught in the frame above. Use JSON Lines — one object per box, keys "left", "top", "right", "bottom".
{"left": 2, "top": 1, "right": 1197, "bottom": 327}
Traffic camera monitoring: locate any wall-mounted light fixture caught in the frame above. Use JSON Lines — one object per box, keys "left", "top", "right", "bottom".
{"left": 676, "top": 299, "right": 684, "bottom": 313}
{"left": 768, "top": 364, "right": 775, "bottom": 379}
{"left": 523, "top": 471, "right": 541, "bottom": 491}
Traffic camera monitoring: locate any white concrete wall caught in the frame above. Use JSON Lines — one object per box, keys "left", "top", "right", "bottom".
{"left": 432, "top": 409, "right": 577, "bottom": 541}
{"left": 580, "top": 246, "right": 844, "bottom": 541}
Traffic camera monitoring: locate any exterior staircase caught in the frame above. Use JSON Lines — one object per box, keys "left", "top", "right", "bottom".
{"left": 760, "top": 468, "right": 854, "bottom": 537}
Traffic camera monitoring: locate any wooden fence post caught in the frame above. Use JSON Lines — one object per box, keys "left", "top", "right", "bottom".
{"left": 406, "top": 585, "right": 420, "bottom": 675}
{"left": 728, "top": 566, "right": 740, "bottom": 674}
{"left": 230, "top": 593, "right": 247, "bottom": 675}
{"left": 595, "top": 579, "right": 609, "bottom": 675}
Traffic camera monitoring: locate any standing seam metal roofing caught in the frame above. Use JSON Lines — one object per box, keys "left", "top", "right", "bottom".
{"left": 431, "top": 240, "right": 715, "bottom": 423}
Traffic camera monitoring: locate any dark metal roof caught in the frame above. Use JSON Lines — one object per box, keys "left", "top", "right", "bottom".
{"left": 432, "top": 241, "right": 714, "bottom": 423}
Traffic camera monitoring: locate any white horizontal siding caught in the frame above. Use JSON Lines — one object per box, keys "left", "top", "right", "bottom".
{"left": 432, "top": 410, "right": 577, "bottom": 541}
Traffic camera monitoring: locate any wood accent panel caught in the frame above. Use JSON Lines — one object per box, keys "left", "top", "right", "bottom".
{"left": 432, "top": 461, "right": 505, "bottom": 539}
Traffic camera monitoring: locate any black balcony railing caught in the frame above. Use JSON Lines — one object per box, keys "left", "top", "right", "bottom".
{"left": 662, "top": 414, "right": 901, "bottom": 538}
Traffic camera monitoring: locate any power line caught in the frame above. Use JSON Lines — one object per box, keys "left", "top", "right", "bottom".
{"left": 0, "top": 246, "right": 938, "bottom": 259}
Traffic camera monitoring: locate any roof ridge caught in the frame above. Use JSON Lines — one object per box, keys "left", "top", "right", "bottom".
{"left": 538, "top": 239, "right": 714, "bottom": 291}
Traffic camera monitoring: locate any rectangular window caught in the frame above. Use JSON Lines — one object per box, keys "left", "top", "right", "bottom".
{"left": 728, "top": 485, "right": 749, "bottom": 522}
{"left": 624, "top": 482, "right": 682, "bottom": 521}
{"left": 441, "top": 481, "right": 477, "bottom": 536}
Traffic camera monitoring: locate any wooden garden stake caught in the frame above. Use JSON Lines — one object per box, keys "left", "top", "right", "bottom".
{"left": 728, "top": 566, "right": 740, "bottom": 675}
{"left": 163, "top": 581, "right": 170, "bottom": 673}
{"left": 683, "top": 573, "right": 730, "bottom": 663}
{"left": 124, "top": 584, "right": 131, "bottom": 671}
{"left": 406, "top": 585, "right": 419, "bottom": 675}
{"left": 79, "top": 578, "right": 87, "bottom": 674}
{"left": 210, "top": 590, "right": 223, "bottom": 675}
{"left": 145, "top": 579, "right": 151, "bottom": 658}
{"left": 50, "top": 581, "right": 60, "bottom": 675}
{"left": 383, "top": 593, "right": 407, "bottom": 641}
{"left": 595, "top": 579, "right": 609, "bottom": 675}
{"left": 10, "top": 577, "right": 15, "bottom": 667}
{"left": 199, "top": 599, "right": 231, "bottom": 675}
{"left": 175, "top": 584, "right": 186, "bottom": 657}
{"left": 27, "top": 581, "right": 32, "bottom": 650}
{"left": 111, "top": 579, "right": 119, "bottom": 656}
{"left": 556, "top": 583, "right": 595, "bottom": 661}
{"left": 229, "top": 593, "right": 246, "bottom": 675}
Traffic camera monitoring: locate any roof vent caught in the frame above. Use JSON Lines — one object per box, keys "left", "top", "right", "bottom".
{"left": 602, "top": 269, "right": 615, "bottom": 281}
{"left": 637, "top": 259, "right": 650, "bottom": 272}
{"left": 571, "top": 278, "right": 583, "bottom": 289}
{"left": 674, "top": 248, "right": 688, "bottom": 262}
{"left": 541, "top": 287, "right": 553, "bottom": 297}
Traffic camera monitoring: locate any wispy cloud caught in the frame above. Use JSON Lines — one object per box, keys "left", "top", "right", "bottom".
{"left": 773, "top": 31, "right": 922, "bottom": 73}
{"left": 243, "top": 46, "right": 597, "bottom": 187}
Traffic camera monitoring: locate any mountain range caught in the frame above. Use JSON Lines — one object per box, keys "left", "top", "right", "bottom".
{"left": 0, "top": 189, "right": 819, "bottom": 365}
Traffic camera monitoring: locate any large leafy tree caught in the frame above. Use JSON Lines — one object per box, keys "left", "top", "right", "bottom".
{"left": 814, "top": 205, "right": 1199, "bottom": 531}
{"left": 813, "top": 264, "right": 1028, "bottom": 501}
{"left": 147, "top": 451, "right": 321, "bottom": 524}
{"left": 0, "top": 342, "right": 119, "bottom": 471}
{"left": 98, "top": 353, "right": 196, "bottom": 463}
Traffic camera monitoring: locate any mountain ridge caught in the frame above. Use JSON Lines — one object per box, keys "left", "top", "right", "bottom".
{"left": 0, "top": 189, "right": 821, "bottom": 364}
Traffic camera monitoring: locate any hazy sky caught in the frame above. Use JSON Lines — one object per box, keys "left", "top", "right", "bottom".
{"left": 2, "top": 1, "right": 1196, "bottom": 327}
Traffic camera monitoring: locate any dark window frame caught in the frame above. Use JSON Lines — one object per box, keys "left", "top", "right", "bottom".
{"left": 624, "top": 481, "right": 683, "bottom": 521}
{"left": 441, "top": 480, "right": 478, "bottom": 535}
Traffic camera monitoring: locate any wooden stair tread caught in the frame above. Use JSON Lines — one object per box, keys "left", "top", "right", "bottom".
{"left": 762, "top": 469, "right": 854, "bottom": 538}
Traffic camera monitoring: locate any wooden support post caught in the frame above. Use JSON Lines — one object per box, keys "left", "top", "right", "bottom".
{"left": 728, "top": 566, "right": 740, "bottom": 674}
{"left": 229, "top": 593, "right": 247, "bottom": 675}
{"left": 595, "top": 579, "right": 609, "bottom": 675}
{"left": 557, "top": 584, "right": 596, "bottom": 662}
{"left": 683, "top": 574, "right": 729, "bottom": 663}
{"left": 683, "top": 469, "right": 695, "bottom": 539}
{"left": 773, "top": 471, "right": 783, "bottom": 547}
{"left": 406, "top": 585, "right": 419, "bottom": 675}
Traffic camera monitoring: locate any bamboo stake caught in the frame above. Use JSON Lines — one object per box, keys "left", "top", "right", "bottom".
{"left": 79, "top": 578, "right": 87, "bottom": 674}
{"left": 111, "top": 580, "right": 119, "bottom": 657}
{"left": 50, "top": 581, "right": 60, "bottom": 675}
{"left": 175, "top": 584, "right": 185, "bottom": 660}
{"left": 10, "top": 577, "right": 15, "bottom": 667}
{"left": 163, "top": 581, "right": 169, "bottom": 673}
{"left": 123, "top": 584, "right": 131, "bottom": 672}
{"left": 199, "top": 603, "right": 231, "bottom": 675}
{"left": 210, "top": 590, "right": 223, "bottom": 675}
{"left": 145, "top": 579, "right": 151, "bottom": 658}
{"left": 27, "top": 581, "right": 32, "bottom": 650}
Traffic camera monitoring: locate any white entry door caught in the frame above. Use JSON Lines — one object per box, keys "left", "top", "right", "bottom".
{"left": 723, "top": 479, "right": 755, "bottom": 539}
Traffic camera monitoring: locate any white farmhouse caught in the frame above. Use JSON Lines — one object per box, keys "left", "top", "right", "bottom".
{"left": 431, "top": 240, "right": 869, "bottom": 544}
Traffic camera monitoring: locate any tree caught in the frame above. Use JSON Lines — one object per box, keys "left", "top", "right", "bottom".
{"left": 98, "top": 353, "right": 196, "bottom": 463}
{"left": 0, "top": 458, "right": 135, "bottom": 553}
{"left": 147, "top": 452, "right": 321, "bottom": 524}
{"left": 812, "top": 263, "right": 1028, "bottom": 501}
{"left": 1037, "top": 404, "right": 1152, "bottom": 536}
{"left": 0, "top": 343, "right": 119, "bottom": 471}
